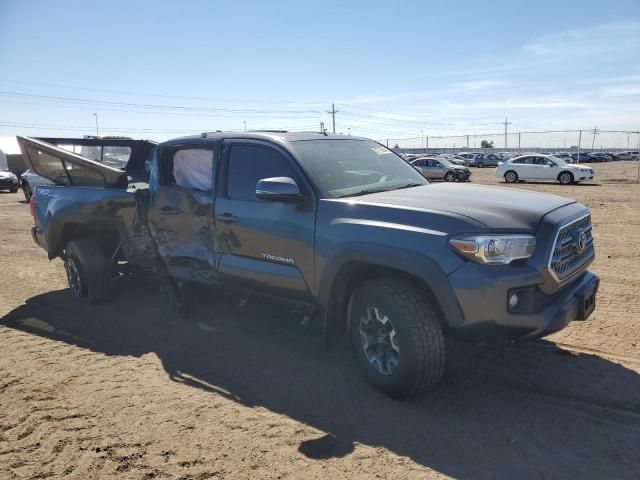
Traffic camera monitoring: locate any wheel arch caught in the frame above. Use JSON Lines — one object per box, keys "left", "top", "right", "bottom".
{"left": 557, "top": 170, "right": 574, "bottom": 183}
{"left": 317, "top": 243, "right": 464, "bottom": 345}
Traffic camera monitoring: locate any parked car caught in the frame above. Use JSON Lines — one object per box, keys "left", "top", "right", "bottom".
{"left": 496, "top": 154, "right": 594, "bottom": 185}
{"left": 614, "top": 151, "right": 640, "bottom": 160}
{"left": 411, "top": 157, "right": 471, "bottom": 181}
{"left": 19, "top": 132, "right": 599, "bottom": 399}
{"left": 19, "top": 136, "right": 157, "bottom": 201}
{"left": 569, "top": 152, "right": 597, "bottom": 163}
{"left": 473, "top": 153, "right": 501, "bottom": 167}
{"left": 0, "top": 169, "right": 19, "bottom": 193}
{"left": 435, "top": 154, "right": 467, "bottom": 166}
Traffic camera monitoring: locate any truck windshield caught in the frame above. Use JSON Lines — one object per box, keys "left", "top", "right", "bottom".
{"left": 290, "top": 139, "right": 428, "bottom": 198}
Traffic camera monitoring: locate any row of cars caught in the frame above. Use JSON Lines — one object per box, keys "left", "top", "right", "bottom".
{"left": 402, "top": 151, "right": 595, "bottom": 185}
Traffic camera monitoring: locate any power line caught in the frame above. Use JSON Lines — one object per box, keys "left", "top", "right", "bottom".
{"left": 0, "top": 91, "right": 321, "bottom": 114}
{"left": 0, "top": 99, "right": 320, "bottom": 119}
{"left": 0, "top": 79, "right": 324, "bottom": 106}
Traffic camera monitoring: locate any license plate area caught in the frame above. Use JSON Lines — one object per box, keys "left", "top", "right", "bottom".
{"left": 575, "top": 278, "right": 598, "bottom": 321}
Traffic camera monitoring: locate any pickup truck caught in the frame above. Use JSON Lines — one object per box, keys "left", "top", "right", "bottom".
{"left": 18, "top": 132, "right": 599, "bottom": 398}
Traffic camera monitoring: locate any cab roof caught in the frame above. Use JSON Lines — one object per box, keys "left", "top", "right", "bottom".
{"left": 161, "top": 131, "right": 369, "bottom": 146}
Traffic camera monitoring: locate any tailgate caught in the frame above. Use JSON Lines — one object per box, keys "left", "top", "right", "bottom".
{"left": 17, "top": 136, "right": 128, "bottom": 189}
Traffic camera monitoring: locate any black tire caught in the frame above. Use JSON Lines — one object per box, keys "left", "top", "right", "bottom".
{"left": 349, "top": 277, "right": 445, "bottom": 399}
{"left": 22, "top": 182, "right": 32, "bottom": 202}
{"left": 444, "top": 172, "right": 455, "bottom": 182}
{"left": 64, "top": 238, "right": 113, "bottom": 303}
{"left": 504, "top": 170, "right": 518, "bottom": 183}
{"left": 558, "top": 171, "right": 574, "bottom": 185}
{"left": 10, "top": 188, "right": 18, "bottom": 193}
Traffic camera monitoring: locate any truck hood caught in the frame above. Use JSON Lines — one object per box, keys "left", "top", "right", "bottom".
{"left": 344, "top": 183, "right": 575, "bottom": 232}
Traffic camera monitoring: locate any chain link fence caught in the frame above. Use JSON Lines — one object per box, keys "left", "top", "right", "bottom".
{"left": 383, "top": 130, "right": 640, "bottom": 154}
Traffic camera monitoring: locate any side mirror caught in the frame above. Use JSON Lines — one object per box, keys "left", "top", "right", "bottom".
{"left": 256, "top": 177, "right": 303, "bottom": 202}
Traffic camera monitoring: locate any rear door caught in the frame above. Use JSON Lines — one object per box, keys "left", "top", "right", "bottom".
{"left": 17, "top": 136, "right": 127, "bottom": 188}
{"left": 146, "top": 142, "right": 218, "bottom": 284}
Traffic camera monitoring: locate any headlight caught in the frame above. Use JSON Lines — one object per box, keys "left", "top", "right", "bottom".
{"left": 449, "top": 235, "right": 536, "bottom": 265}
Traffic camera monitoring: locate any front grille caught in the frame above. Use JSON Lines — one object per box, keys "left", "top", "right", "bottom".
{"left": 549, "top": 214, "right": 594, "bottom": 282}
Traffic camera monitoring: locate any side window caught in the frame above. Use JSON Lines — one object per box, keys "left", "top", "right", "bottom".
{"left": 25, "top": 147, "right": 71, "bottom": 185}
{"left": 227, "top": 145, "right": 298, "bottom": 201}
{"left": 413, "top": 160, "right": 425, "bottom": 167}
{"left": 168, "top": 147, "right": 214, "bottom": 192}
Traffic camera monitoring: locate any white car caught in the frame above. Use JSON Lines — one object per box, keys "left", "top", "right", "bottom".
{"left": 496, "top": 154, "right": 594, "bottom": 185}
{"left": 616, "top": 151, "right": 640, "bottom": 160}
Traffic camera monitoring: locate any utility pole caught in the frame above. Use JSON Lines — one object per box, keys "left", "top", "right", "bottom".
{"left": 348, "top": 127, "right": 351, "bottom": 135}
{"left": 466, "top": 135, "right": 469, "bottom": 149}
{"left": 243, "top": 121, "right": 247, "bottom": 132}
{"left": 591, "top": 126, "right": 599, "bottom": 150}
{"left": 518, "top": 132, "right": 521, "bottom": 153}
{"left": 425, "top": 136, "right": 429, "bottom": 150}
{"left": 577, "top": 130, "right": 582, "bottom": 162}
{"left": 502, "top": 117, "right": 512, "bottom": 149}
{"left": 93, "top": 113, "right": 99, "bottom": 136}
{"left": 327, "top": 103, "right": 338, "bottom": 133}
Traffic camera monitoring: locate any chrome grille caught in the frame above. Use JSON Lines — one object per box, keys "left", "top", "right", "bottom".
{"left": 549, "top": 214, "right": 594, "bottom": 282}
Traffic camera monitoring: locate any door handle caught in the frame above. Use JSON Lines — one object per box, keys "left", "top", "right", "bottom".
{"left": 217, "top": 212, "right": 239, "bottom": 223}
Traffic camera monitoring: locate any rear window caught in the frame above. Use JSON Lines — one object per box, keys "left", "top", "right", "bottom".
{"left": 25, "top": 146, "right": 106, "bottom": 187}
{"left": 59, "top": 144, "right": 132, "bottom": 169}
{"left": 25, "top": 147, "right": 71, "bottom": 185}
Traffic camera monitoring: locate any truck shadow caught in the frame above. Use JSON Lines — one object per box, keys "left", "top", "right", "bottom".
{"left": 2, "top": 283, "right": 640, "bottom": 479}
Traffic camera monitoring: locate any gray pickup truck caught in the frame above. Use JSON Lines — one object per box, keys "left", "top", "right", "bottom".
{"left": 19, "top": 132, "right": 599, "bottom": 398}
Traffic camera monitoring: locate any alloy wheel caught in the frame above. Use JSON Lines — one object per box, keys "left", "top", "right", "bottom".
{"left": 359, "top": 306, "right": 400, "bottom": 375}
{"left": 65, "top": 257, "right": 83, "bottom": 299}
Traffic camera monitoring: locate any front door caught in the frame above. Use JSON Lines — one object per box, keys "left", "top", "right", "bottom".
{"left": 215, "top": 141, "right": 316, "bottom": 303}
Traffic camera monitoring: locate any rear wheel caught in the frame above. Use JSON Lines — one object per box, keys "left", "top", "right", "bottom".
{"left": 558, "top": 171, "right": 574, "bottom": 185}
{"left": 504, "top": 170, "right": 518, "bottom": 183}
{"left": 349, "top": 277, "right": 445, "bottom": 399}
{"left": 64, "top": 238, "right": 114, "bottom": 303}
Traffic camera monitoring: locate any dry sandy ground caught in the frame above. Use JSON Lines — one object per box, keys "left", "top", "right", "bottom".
{"left": 1, "top": 161, "right": 639, "bottom": 479}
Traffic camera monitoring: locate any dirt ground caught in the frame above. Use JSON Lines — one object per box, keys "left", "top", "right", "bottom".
{"left": 1, "top": 161, "right": 639, "bottom": 479}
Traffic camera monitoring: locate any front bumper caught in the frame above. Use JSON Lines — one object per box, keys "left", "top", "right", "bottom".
{"left": 447, "top": 261, "right": 599, "bottom": 342}
{"left": 455, "top": 170, "right": 471, "bottom": 181}
{"left": 0, "top": 178, "right": 18, "bottom": 190}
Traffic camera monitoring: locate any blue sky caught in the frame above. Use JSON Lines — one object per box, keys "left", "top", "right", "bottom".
{"left": 0, "top": 0, "right": 639, "bottom": 151}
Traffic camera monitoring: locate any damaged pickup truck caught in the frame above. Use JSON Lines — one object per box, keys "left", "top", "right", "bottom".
{"left": 18, "top": 132, "right": 599, "bottom": 398}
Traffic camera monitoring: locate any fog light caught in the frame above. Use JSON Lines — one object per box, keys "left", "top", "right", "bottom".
{"left": 509, "top": 293, "right": 519, "bottom": 309}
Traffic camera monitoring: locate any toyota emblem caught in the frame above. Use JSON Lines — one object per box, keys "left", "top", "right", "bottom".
{"left": 576, "top": 229, "right": 587, "bottom": 254}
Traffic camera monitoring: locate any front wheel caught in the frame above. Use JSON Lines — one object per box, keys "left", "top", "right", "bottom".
{"left": 349, "top": 277, "right": 445, "bottom": 399}
{"left": 558, "top": 172, "right": 574, "bottom": 185}
{"left": 504, "top": 170, "right": 518, "bottom": 183}
{"left": 22, "top": 182, "right": 32, "bottom": 201}
{"left": 64, "top": 238, "right": 114, "bottom": 303}
{"left": 444, "top": 172, "right": 456, "bottom": 182}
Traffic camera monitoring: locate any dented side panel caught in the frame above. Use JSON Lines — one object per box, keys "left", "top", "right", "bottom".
{"left": 146, "top": 186, "right": 217, "bottom": 284}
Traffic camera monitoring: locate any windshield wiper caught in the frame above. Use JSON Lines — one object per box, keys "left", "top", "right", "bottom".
{"left": 395, "top": 182, "right": 424, "bottom": 189}
{"left": 338, "top": 182, "right": 424, "bottom": 198}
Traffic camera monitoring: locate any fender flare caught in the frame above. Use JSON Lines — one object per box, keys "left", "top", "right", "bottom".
{"left": 317, "top": 242, "right": 465, "bottom": 343}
